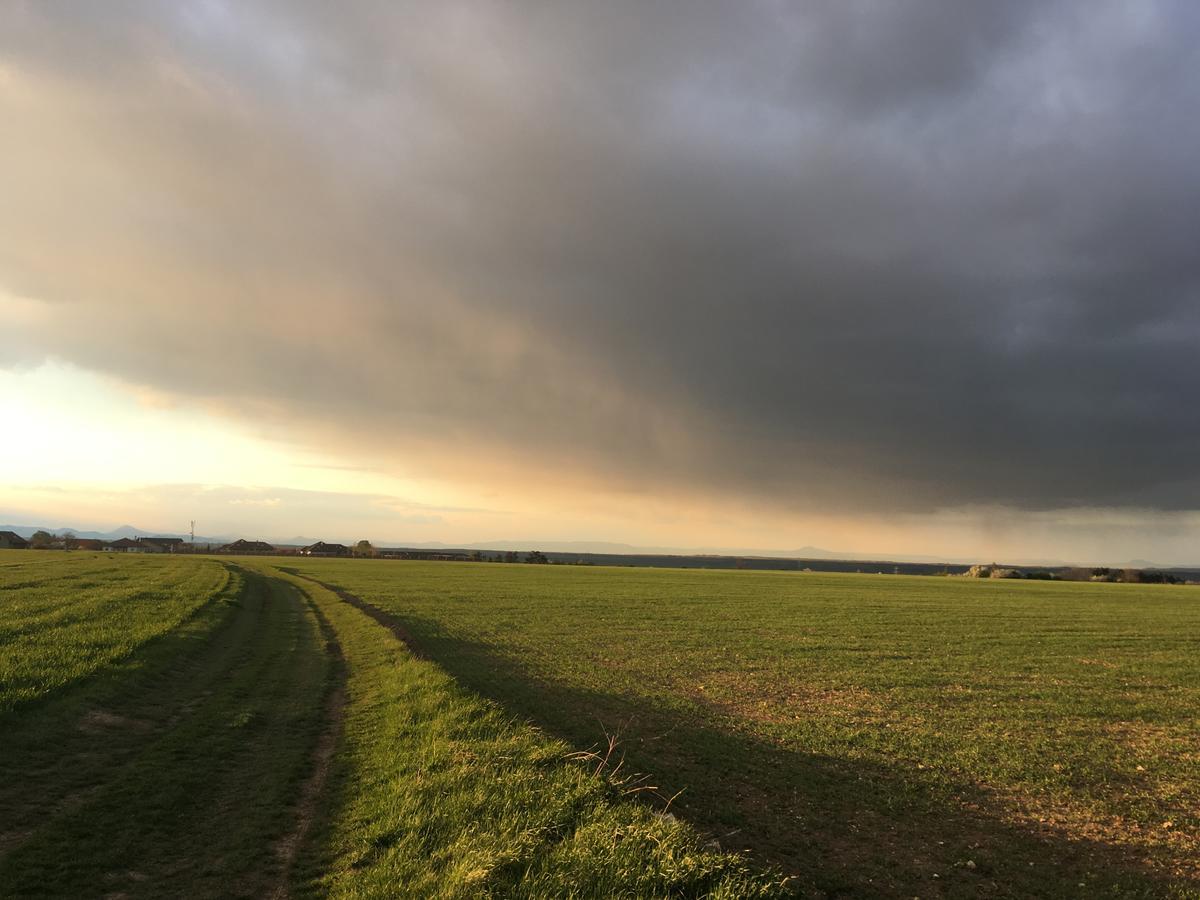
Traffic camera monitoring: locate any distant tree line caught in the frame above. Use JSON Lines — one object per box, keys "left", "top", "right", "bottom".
{"left": 960, "top": 563, "right": 1184, "bottom": 584}
{"left": 462, "top": 549, "right": 587, "bottom": 565}
{"left": 1068, "top": 567, "right": 1182, "bottom": 584}
{"left": 471, "top": 550, "right": 554, "bottom": 564}
{"left": 339, "top": 542, "right": 594, "bottom": 565}
{"left": 29, "top": 530, "right": 76, "bottom": 550}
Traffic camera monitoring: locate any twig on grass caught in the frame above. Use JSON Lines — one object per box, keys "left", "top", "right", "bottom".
{"left": 565, "top": 720, "right": 683, "bottom": 810}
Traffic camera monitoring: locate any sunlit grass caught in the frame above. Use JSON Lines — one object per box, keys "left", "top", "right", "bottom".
{"left": 0, "top": 550, "right": 228, "bottom": 711}
{"left": 290, "top": 559, "right": 1200, "bottom": 897}
{"left": 264, "top": 566, "right": 791, "bottom": 898}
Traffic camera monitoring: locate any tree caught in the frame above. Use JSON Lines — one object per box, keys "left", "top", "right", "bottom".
{"left": 353, "top": 539, "right": 376, "bottom": 558}
{"left": 525, "top": 550, "right": 548, "bottom": 565}
{"left": 61, "top": 530, "right": 78, "bottom": 550}
{"left": 29, "top": 530, "right": 54, "bottom": 549}
{"left": 503, "top": 551, "right": 520, "bottom": 563}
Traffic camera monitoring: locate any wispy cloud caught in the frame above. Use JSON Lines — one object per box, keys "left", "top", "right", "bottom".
{"left": 0, "top": 482, "right": 490, "bottom": 542}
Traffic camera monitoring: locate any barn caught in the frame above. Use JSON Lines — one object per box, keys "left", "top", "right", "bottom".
{"left": 0, "top": 531, "right": 29, "bottom": 550}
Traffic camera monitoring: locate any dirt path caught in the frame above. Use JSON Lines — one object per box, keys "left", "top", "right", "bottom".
{"left": 295, "top": 574, "right": 428, "bottom": 659}
{"left": 269, "top": 587, "right": 347, "bottom": 899}
{"left": 0, "top": 567, "right": 258, "bottom": 859}
{"left": 0, "top": 570, "right": 336, "bottom": 898}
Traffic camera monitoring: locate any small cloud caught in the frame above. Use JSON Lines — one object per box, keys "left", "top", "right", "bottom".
{"left": 128, "top": 384, "right": 178, "bottom": 411}
{"left": 228, "top": 497, "right": 282, "bottom": 507}
{"left": 290, "top": 462, "right": 378, "bottom": 473}
{"left": 370, "top": 497, "right": 503, "bottom": 516}
{"left": 393, "top": 513, "right": 443, "bottom": 526}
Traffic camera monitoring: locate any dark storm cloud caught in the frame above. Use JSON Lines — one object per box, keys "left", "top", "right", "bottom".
{"left": 2, "top": 0, "right": 1199, "bottom": 513}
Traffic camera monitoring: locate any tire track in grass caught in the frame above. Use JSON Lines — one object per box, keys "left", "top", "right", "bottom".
{"left": 270, "top": 587, "right": 347, "bottom": 900}
{"left": 0, "top": 566, "right": 251, "bottom": 858}
{"left": 295, "top": 573, "right": 427, "bottom": 658}
{"left": 0, "top": 570, "right": 334, "bottom": 898}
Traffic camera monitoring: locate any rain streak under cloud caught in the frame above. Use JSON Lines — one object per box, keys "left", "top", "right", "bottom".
{"left": 2, "top": 1, "right": 1200, "bottom": 561}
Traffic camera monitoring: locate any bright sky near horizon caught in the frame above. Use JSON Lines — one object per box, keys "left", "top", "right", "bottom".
{"left": 3, "top": 2, "right": 1200, "bottom": 564}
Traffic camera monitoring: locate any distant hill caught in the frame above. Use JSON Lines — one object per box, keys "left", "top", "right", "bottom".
{"left": 422, "top": 539, "right": 1063, "bottom": 568}
{"left": 3, "top": 522, "right": 1196, "bottom": 573}
{"left": 0, "top": 523, "right": 229, "bottom": 545}
{"left": 274, "top": 537, "right": 324, "bottom": 548}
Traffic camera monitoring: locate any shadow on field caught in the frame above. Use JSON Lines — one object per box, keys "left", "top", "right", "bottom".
{"left": 329, "top": 594, "right": 1189, "bottom": 900}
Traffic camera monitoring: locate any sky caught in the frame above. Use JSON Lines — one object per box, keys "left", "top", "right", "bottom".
{"left": 2, "top": 1, "right": 1199, "bottom": 564}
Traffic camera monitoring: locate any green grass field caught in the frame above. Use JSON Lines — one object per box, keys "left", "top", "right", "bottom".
{"left": 287, "top": 559, "right": 1200, "bottom": 898}
{"left": 0, "top": 551, "right": 227, "bottom": 711}
{"left": 2, "top": 550, "right": 1197, "bottom": 898}
{"left": 0, "top": 551, "right": 789, "bottom": 898}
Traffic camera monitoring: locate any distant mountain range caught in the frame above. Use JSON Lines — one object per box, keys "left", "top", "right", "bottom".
{"left": 0, "top": 523, "right": 230, "bottom": 545}
{"left": 1, "top": 523, "right": 1192, "bottom": 570}
{"left": 389, "top": 539, "right": 1074, "bottom": 568}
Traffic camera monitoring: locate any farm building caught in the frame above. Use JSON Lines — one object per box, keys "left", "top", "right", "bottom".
{"left": 72, "top": 539, "right": 104, "bottom": 550}
{"left": 100, "top": 537, "right": 180, "bottom": 553}
{"left": 300, "top": 541, "right": 350, "bottom": 557}
{"left": 0, "top": 531, "right": 29, "bottom": 549}
{"left": 141, "top": 537, "right": 186, "bottom": 552}
{"left": 102, "top": 538, "right": 140, "bottom": 552}
{"left": 377, "top": 548, "right": 472, "bottom": 561}
{"left": 217, "top": 539, "right": 277, "bottom": 554}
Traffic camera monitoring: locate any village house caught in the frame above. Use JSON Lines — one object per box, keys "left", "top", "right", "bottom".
{"left": 0, "top": 531, "right": 29, "bottom": 550}
{"left": 217, "top": 539, "right": 277, "bottom": 554}
{"left": 141, "top": 537, "right": 186, "bottom": 552}
{"left": 96, "top": 536, "right": 188, "bottom": 553}
{"left": 101, "top": 537, "right": 174, "bottom": 553}
{"left": 299, "top": 541, "right": 349, "bottom": 557}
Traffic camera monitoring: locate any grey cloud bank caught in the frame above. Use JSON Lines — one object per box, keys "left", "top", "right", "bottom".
{"left": 2, "top": 1, "right": 1199, "bottom": 521}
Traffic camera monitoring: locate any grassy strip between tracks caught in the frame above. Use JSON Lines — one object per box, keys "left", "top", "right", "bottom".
{"left": 264, "top": 565, "right": 791, "bottom": 899}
